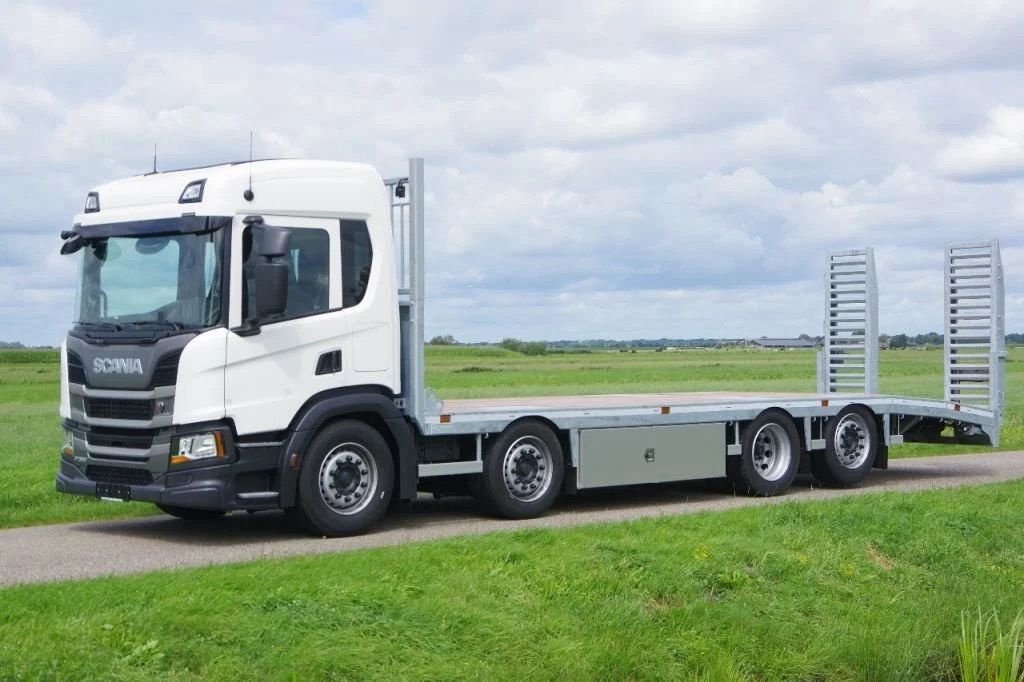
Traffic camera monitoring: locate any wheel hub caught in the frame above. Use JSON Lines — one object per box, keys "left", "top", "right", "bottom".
{"left": 319, "top": 444, "right": 377, "bottom": 515}
{"left": 834, "top": 414, "right": 870, "bottom": 469}
{"left": 502, "top": 436, "right": 553, "bottom": 502}
{"left": 751, "top": 423, "right": 792, "bottom": 482}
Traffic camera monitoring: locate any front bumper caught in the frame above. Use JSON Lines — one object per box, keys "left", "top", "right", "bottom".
{"left": 57, "top": 459, "right": 240, "bottom": 509}
{"left": 56, "top": 421, "right": 282, "bottom": 511}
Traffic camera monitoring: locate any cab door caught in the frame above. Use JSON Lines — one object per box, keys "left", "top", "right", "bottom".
{"left": 224, "top": 215, "right": 348, "bottom": 436}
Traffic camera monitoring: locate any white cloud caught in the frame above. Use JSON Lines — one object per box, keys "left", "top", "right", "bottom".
{"left": 936, "top": 106, "right": 1024, "bottom": 182}
{"left": 0, "top": 1, "right": 1023, "bottom": 346}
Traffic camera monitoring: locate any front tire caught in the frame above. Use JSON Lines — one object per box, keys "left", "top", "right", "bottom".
{"left": 475, "top": 421, "right": 565, "bottom": 519}
{"left": 811, "top": 405, "right": 878, "bottom": 487}
{"left": 292, "top": 420, "right": 394, "bottom": 536}
{"left": 728, "top": 409, "right": 801, "bottom": 496}
{"left": 155, "top": 504, "right": 226, "bottom": 521}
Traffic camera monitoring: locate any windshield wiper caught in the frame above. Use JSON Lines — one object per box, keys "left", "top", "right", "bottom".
{"left": 75, "top": 321, "right": 123, "bottom": 331}
{"left": 121, "top": 320, "right": 188, "bottom": 331}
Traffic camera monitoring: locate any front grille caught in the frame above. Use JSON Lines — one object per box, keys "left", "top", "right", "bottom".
{"left": 85, "top": 397, "right": 154, "bottom": 421}
{"left": 66, "top": 349, "right": 181, "bottom": 388}
{"left": 85, "top": 465, "right": 153, "bottom": 486}
{"left": 151, "top": 351, "right": 181, "bottom": 388}
{"left": 87, "top": 432, "right": 154, "bottom": 450}
{"left": 67, "top": 350, "right": 86, "bottom": 384}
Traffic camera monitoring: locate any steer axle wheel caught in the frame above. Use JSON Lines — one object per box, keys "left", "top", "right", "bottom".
{"left": 811, "top": 405, "right": 879, "bottom": 487}
{"left": 292, "top": 420, "right": 394, "bottom": 536}
{"left": 474, "top": 421, "right": 565, "bottom": 519}
{"left": 728, "top": 409, "right": 801, "bottom": 496}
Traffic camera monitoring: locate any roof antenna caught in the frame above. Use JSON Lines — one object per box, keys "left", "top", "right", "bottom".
{"left": 243, "top": 131, "right": 255, "bottom": 201}
{"left": 152, "top": 143, "right": 157, "bottom": 174}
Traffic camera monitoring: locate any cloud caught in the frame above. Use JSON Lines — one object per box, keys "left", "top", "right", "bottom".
{"left": 0, "top": 1, "right": 1023, "bottom": 346}
{"left": 936, "top": 106, "right": 1024, "bottom": 182}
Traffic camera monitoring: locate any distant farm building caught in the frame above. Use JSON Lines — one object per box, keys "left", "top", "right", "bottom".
{"left": 744, "top": 337, "right": 818, "bottom": 350}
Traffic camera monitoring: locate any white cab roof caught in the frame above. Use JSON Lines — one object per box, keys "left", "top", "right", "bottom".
{"left": 74, "top": 159, "right": 386, "bottom": 226}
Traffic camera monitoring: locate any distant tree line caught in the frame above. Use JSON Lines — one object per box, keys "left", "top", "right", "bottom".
{"left": 427, "top": 332, "right": 1024, "bottom": 350}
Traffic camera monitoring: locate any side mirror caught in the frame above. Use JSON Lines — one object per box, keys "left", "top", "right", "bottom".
{"left": 235, "top": 226, "right": 290, "bottom": 335}
{"left": 252, "top": 260, "right": 288, "bottom": 318}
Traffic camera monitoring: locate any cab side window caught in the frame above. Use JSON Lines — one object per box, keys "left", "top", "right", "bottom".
{"left": 340, "top": 220, "right": 372, "bottom": 307}
{"left": 242, "top": 225, "right": 330, "bottom": 322}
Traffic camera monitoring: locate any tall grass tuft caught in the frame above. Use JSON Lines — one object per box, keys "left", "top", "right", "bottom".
{"left": 958, "top": 609, "right": 1024, "bottom": 681}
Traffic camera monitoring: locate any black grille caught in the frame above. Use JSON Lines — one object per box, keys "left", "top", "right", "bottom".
{"left": 151, "top": 351, "right": 181, "bottom": 387}
{"left": 86, "top": 465, "right": 153, "bottom": 486}
{"left": 66, "top": 349, "right": 181, "bottom": 388}
{"left": 87, "top": 432, "right": 154, "bottom": 450}
{"left": 85, "top": 397, "right": 154, "bottom": 421}
{"left": 67, "top": 350, "right": 86, "bottom": 384}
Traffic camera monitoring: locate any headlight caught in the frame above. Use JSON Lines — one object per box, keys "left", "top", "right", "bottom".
{"left": 62, "top": 429, "right": 74, "bottom": 458}
{"left": 171, "top": 432, "right": 224, "bottom": 465}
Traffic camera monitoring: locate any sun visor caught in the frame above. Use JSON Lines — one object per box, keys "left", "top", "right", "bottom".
{"left": 73, "top": 215, "right": 232, "bottom": 240}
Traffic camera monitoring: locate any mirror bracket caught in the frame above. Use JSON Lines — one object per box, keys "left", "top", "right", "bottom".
{"left": 231, "top": 321, "right": 262, "bottom": 337}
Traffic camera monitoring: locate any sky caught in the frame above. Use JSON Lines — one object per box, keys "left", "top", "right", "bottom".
{"left": 1, "top": 0, "right": 1023, "bottom": 345}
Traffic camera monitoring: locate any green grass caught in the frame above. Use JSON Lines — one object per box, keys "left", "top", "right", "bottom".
{"left": 958, "top": 609, "right": 1024, "bottom": 681}
{"left": 2, "top": 480, "right": 1024, "bottom": 679}
{"left": 1, "top": 346, "right": 1020, "bottom": 529}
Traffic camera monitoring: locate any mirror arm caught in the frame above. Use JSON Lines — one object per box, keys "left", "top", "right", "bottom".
{"left": 231, "top": 320, "right": 262, "bottom": 337}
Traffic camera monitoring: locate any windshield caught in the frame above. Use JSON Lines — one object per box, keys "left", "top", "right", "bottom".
{"left": 75, "top": 227, "right": 226, "bottom": 331}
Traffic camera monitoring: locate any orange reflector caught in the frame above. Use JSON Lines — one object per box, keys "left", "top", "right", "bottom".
{"left": 661, "top": 406, "right": 670, "bottom": 415}
{"left": 289, "top": 452, "right": 301, "bottom": 470}
{"left": 954, "top": 403, "right": 961, "bottom": 412}
{"left": 214, "top": 432, "right": 225, "bottom": 458}
{"left": 170, "top": 454, "right": 189, "bottom": 465}
{"left": 440, "top": 414, "right": 452, "bottom": 424}
{"left": 821, "top": 399, "right": 829, "bottom": 407}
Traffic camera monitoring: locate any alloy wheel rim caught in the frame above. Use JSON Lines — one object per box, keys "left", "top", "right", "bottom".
{"left": 318, "top": 442, "right": 378, "bottom": 515}
{"left": 834, "top": 414, "right": 871, "bottom": 469}
{"left": 502, "top": 436, "right": 553, "bottom": 502}
{"left": 751, "top": 423, "right": 792, "bottom": 481}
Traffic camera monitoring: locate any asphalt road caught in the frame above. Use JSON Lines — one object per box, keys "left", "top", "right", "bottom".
{"left": 2, "top": 451, "right": 1023, "bottom": 588}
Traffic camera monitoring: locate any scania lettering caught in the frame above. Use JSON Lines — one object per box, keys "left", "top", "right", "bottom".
{"left": 92, "top": 358, "right": 144, "bottom": 375}
{"left": 55, "top": 158, "right": 1007, "bottom": 535}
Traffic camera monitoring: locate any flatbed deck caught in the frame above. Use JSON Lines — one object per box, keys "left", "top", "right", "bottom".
{"left": 420, "top": 391, "right": 998, "bottom": 444}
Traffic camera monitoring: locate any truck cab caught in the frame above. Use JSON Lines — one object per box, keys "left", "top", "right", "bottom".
{"left": 57, "top": 160, "right": 418, "bottom": 534}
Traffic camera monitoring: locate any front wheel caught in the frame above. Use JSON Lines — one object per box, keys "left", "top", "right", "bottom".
{"left": 728, "top": 409, "right": 801, "bottom": 496}
{"left": 292, "top": 420, "right": 394, "bottom": 536}
{"left": 474, "top": 421, "right": 565, "bottom": 519}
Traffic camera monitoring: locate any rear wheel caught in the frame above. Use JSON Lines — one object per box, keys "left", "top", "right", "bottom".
{"left": 292, "top": 420, "right": 394, "bottom": 536}
{"left": 728, "top": 409, "right": 801, "bottom": 496}
{"left": 811, "top": 405, "right": 879, "bottom": 486}
{"left": 475, "top": 421, "right": 565, "bottom": 519}
{"left": 155, "top": 504, "right": 226, "bottom": 521}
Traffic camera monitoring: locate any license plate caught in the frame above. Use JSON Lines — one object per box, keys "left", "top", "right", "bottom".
{"left": 95, "top": 484, "right": 131, "bottom": 501}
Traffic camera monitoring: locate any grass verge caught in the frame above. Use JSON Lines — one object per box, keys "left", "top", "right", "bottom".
{"left": 2, "top": 480, "right": 1024, "bottom": 679}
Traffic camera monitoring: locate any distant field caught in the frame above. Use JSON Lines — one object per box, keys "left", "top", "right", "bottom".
{"left": 1, "top": 345, "right": 1019, "bottom": 529}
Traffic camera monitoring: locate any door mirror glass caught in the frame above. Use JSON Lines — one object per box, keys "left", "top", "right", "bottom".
{"left": 247, "top": 226, "right": 291, "bottom": 321}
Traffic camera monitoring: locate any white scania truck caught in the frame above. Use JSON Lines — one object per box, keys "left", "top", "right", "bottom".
{"left": 56, "top": 158, "right": 1006, "bottom": 535}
